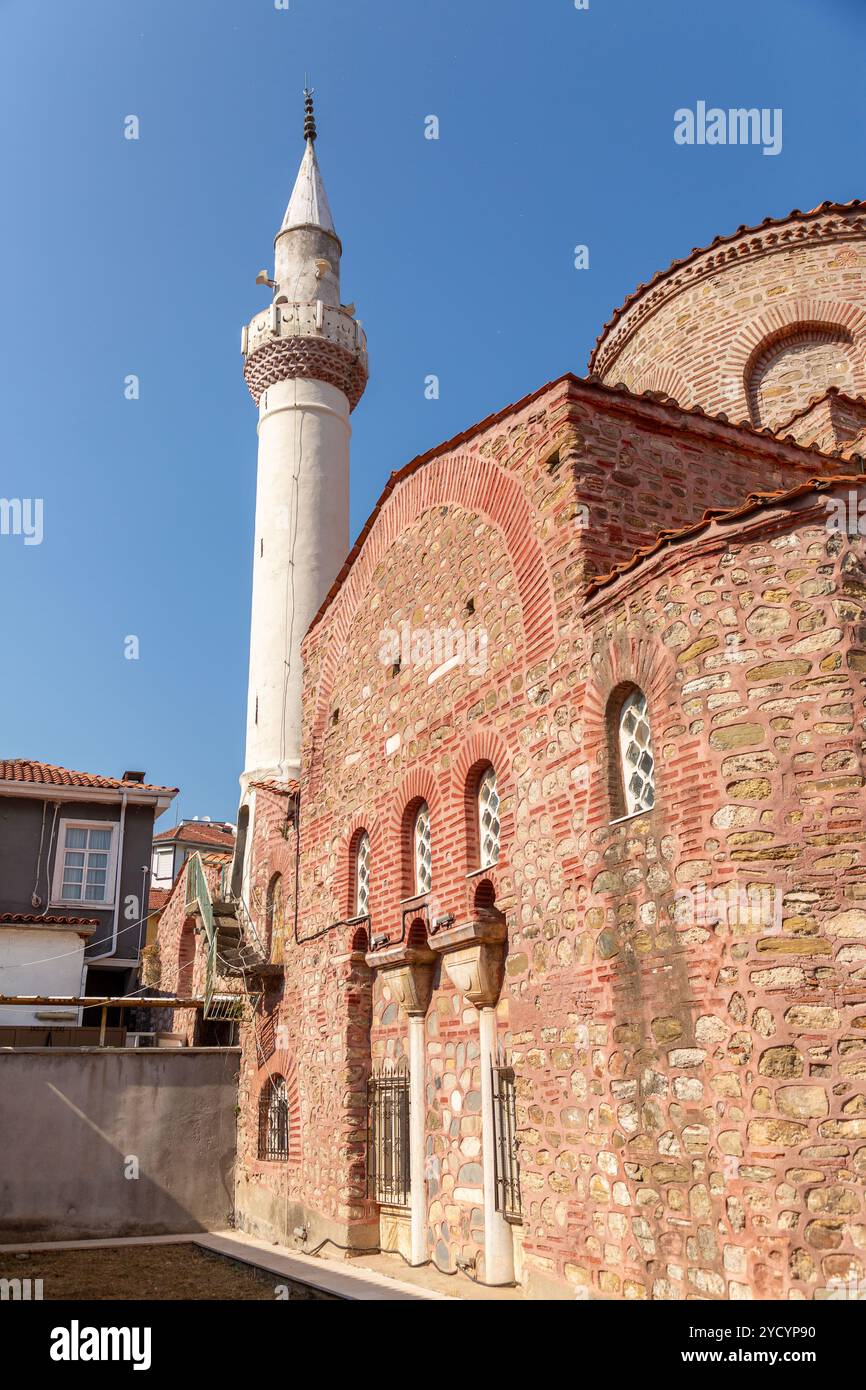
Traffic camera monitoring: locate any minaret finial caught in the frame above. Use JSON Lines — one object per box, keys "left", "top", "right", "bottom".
{"left": 303, "top": 86, "right": 317, "bottom": 144}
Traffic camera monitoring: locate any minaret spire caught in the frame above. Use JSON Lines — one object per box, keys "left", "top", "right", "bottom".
{"left": 279, "top": 87, "right": 336, "bottom": 241}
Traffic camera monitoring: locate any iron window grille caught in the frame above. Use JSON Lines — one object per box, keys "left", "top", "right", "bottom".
{"left": 367, "top": 1059, "right": 411, "bottom": 1207}
{"left": 478, "top": 765, "right": 501, "bottom": 868}
{"left": 258, "top": 1075, "right": 289, "bottom": 1161}
{"left": 492, "top": 1054, "right": 522, "bottom": 1221}
{"left": 619, "top": 688, "right": 655, "bottom": 815}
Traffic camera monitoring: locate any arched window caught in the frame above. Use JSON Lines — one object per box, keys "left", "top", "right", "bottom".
{"left": 354, "top": 831, "right": 371, "bottom": 917}
{"left": 477, "top": 766, "right": 500, "bottom": 868}
{"left": 258, "top": 1074, "right": 289, "bottom": 1161}
{"left": 177, "top": 921, "right": 196, "bottom": 996}
{"left": 414, "top": 801, "right": 432, "bottom": 895}
{"left": 618, "top": 688, "right": 655, "bottom": 815}
{"left": 267, "top": 873, "right": 286, "bottom": 965}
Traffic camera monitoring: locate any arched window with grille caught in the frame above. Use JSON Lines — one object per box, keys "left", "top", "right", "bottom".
{"left": 477, "top": 765, "right": 500, "bottom": 869}
{"left": 354, "top": 831, "right": 370, "bottom": 917}
{"left": 618, "top": 687, "right": 656, "bottom": 815}
{"left": 414, "top": 801, "right": 432, "bottom": 895}
{"left": 258, "top": 1074, "right": 289, "bottom": 1161}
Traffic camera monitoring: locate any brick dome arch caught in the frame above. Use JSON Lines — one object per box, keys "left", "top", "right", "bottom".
{"left": 733, "top": 302, "right": 866, "bottom": 429}
{"left": 307, "top": 451, "right": 558, "bottom": 749}
{"left": 590, "top": 204, "right": 866, "bottom": 421}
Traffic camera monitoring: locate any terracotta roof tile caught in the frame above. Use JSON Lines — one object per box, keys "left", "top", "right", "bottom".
{"left": 153, "top": 821, "right": 235, "bottom": 848}
{"left": 0, "top": 913, "right": 99, "bottom": 928}
{"left": 0, "top": 760, "right": 177, "bottom": 794}
{"left": 771, "top": 386, "right": 866, "bottom": 439}
{"left": 585, "top": 475, "right": 861, "bottom": 596}
{"left": 589, "top": 200, "right": 866, "bottom": 371}
{"left": 248, "top": 779, "right": 300, "bottom": 795}
{"left": 147, "top": 889, "right": 171, "bottom": 912}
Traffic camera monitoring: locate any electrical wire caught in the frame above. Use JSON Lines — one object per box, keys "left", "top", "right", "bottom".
{"left": 297, "top": 1235, "right": 517, "bottom": 1289}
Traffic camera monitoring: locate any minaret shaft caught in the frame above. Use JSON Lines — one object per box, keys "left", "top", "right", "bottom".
{"left": 244, "top": 378, "right": 350, "bottom": 786}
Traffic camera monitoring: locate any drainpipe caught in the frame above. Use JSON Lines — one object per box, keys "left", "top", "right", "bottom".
{"left": 479, "top": 1005, "right": 515, "bottom": 1285}
{"left": 90, "top": 791, "right": 128, "bottom": 962}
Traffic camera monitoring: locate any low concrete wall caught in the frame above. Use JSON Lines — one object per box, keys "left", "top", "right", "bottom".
{"left": 0, "top": 1048, "right": 239, "bottom": 1241}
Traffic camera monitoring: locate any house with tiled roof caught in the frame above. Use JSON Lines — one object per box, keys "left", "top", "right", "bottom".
{"left": 150, "top": 819, "right": 236, "bottom": 894}
{"left": 0, "top": 760, "right": 176, "bottom": 1034}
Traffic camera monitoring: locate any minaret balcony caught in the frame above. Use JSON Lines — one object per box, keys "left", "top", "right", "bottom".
{"left": 242, "top": 300, "right": 367, "bottom": 366}
{"left": 241, "top": 300, "right": 368, "bottom": 409}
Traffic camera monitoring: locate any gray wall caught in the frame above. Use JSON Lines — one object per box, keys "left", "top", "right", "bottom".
{"left": 0, "top": 1049, "right": 239, "bottom": 1241}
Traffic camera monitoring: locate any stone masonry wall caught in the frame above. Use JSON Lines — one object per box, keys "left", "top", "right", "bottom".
{"left": 231, "top": 374, "right": 865, "bottom": 1295}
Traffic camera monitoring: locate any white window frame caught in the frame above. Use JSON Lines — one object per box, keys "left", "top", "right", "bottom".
{"left": 414, "top": 802, "right": 432, "bottom": 896}
{"left": 151, "top": 847, "right": 175, "bottom": 882}
{"left": 618, "top": 688, "right": 656, "bottom": 816}
{"left": 477, "top": 766, "right": 501, "bottom": 870}
{"left": 354, "top": 831, "right": 371, "bottom": 918}
{"left": 51, "top": 819, "right": 119, "bottom": 909}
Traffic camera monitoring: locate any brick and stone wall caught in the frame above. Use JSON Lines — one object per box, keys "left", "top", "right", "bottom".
{"left": 590, "top": 205, "right": 866, "bottom": 437}
{"left": 229, "top": 374, "right": 865, "bottom": 1296}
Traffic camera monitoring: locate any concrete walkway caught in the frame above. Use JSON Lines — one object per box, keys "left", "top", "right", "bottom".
{"left": 197, "top": 1230, "right": 452, "bottom": 1301}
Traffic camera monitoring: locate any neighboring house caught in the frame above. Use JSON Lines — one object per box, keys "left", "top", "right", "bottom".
{"left": 150, "top": 820, "right": 236, "bottom": 891}
{"left": 143, "top": 821, "right": 236, "bottom": 986}
{"left": 0, "top": 760, "right": 177, "bottom": 1026}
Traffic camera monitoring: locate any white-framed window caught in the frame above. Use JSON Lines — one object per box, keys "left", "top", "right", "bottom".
{"left": 619, "top": 689, "right": 656, "bottom": 815}
{"left": 151, "top": 847, "right": 174, "bottom": 884}
{"left": 478, "top": 766, "right": 501, "bottom": 869}
{"left": 355, "top": 831, "right": 371, "bottom": 917}
{"left": 414, "top": 802, "right": 432, "bottom": 896}
{"left": 52, "top": 821, "right": 118, "bottom": 907}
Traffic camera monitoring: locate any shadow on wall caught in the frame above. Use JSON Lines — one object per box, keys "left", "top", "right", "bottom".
{"left": 0, "top": 1049, "right": 239, "bottom": 1242}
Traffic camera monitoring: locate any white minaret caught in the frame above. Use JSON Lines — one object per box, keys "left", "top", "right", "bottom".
{"left": 240, "top": 92, "right": 368, "bottom": 792}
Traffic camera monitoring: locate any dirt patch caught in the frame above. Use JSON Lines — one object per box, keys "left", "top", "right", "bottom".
{"left": 4, "top": 1243, "right": 338, "bottom": 1300}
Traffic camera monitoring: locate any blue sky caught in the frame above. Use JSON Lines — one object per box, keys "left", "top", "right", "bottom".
{"left": 0, "top": 0, "right": 863, "bottom": 824}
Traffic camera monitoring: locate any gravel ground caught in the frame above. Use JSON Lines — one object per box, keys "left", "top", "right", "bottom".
{"left": 5, "top": 1243, "right": 337, "bottom": 1300}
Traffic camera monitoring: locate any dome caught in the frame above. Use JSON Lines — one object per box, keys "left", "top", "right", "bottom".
{"left": 589, "top": 201, "right": 866, "bottom": 433}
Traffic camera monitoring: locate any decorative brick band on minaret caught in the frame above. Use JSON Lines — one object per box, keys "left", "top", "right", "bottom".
{"left": 239, "top": 92, "right": 368, "bottom": 793}
{"left": 242, "top": 301, "right": 368, "bottom": 410}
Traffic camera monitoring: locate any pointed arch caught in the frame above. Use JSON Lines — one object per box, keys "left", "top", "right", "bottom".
{"left": 306, "top": 452, "right": 558, "bottom": 751}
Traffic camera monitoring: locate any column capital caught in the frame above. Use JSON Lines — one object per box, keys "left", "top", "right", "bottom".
{"left": 428, "top": 914, "right": 507, "bottom": 1010}
{"left": 365, "top": 940, "right": 436, "bottom": 1017}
